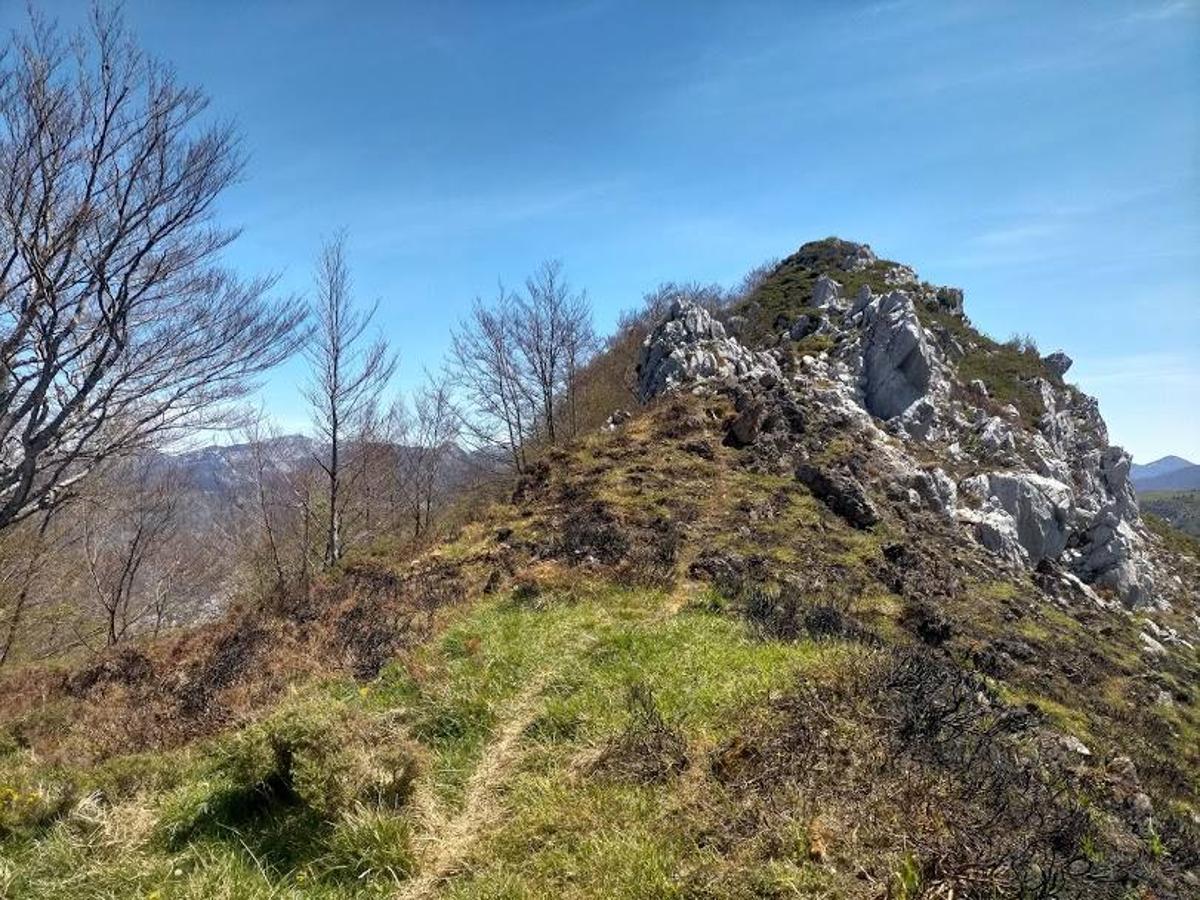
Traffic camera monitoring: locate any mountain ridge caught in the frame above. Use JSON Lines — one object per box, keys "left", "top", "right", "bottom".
{"left": 1132, "top": 456, "right": 1200, "bottom": 492}
{"left": 1, "top": 237, "right": 1196, "bottom": 898}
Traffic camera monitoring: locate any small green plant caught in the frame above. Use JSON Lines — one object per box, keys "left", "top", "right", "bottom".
{"left": 321, "top": 806, "right": 415, "bottom": 883}
{"left": 1146, "top": 821, "right": 1165, "bottom": 860}
{"left": 890, "top": 851, "right": 923, "bottom": 899}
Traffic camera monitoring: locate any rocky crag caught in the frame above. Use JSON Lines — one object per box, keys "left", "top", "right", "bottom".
{"left": 637, "top": 238, "right": 1180, "bottom": 613}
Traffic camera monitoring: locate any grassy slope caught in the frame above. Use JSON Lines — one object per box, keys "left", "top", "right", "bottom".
{"left": 1141, "top": 490, "right": 1200, "bottom": 540}
{"left": 2, "top": 394, "right": 1197, "bottom": 898}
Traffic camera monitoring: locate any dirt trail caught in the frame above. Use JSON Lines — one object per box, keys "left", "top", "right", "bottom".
{"left": 397, "top": 598, "right": 682, "bottom": 898}
{"left": 397, "top": 670, "right": 552, "bottom": 900}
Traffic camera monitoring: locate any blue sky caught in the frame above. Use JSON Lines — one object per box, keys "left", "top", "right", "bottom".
{"left": 5, "top": 0, "right": 1198, "bottom": 461}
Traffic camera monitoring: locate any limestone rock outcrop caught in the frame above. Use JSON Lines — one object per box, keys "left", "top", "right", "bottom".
{"left": 634, "top": 237, "right": 1168, "bottom": 609}
{"left": 854, "top": 290, "right": 945, "bottom": 422}
{"left": 636, "top": 299, "right": 780, "bottom": 400}
{"left": 959, "top": 472, "right": 1074, "bottom": 565}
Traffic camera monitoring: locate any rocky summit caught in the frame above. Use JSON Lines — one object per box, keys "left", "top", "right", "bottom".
{"left": 637, "top": 238, "right": 1169, "bottom": 611}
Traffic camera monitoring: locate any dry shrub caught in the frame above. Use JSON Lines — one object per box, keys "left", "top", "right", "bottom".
{"left": 740, "top": 580, "right": 875, "bottom": 645}
{"left": 620, "top": 516, "right": 683, "bottom": 588}
{"left": 653, "top": 396, "right": 707, "bottom": 440}
{"left": 711, "top": 647, "right": 1172, "bottom": 899}
{"left": 555, "top": 500, "right": 629, "bottom": 565}
{"left": 0, "top": 558, "right": 465, "bottom": 764}
{"left": 587, "top": 683, "right": 688, "bottom": 784}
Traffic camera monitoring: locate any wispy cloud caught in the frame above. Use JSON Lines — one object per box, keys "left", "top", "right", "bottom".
{"left": 351, "top": 177, "right": 628, "bottom": 252}
{"left": 1123, "top": 0, "right": 1197, "bottom": 24}
{"left": 946, "top": 180, "right": 1189, "bottom": 268}
{"left": 971, "top": 222, "right": 1061, "bottom": 248}
{"left": 1073, "top": 352, "right": 1200, "bottom": 389}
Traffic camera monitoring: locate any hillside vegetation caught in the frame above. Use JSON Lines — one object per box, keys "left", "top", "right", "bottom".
{"left": 2, "top": 384, "right": 1198, "bottom": 898}
{"left": 1141, "top": 491, "right": 1200, "bottom": 540}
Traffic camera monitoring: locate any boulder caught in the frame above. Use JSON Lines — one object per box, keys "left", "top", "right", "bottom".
{"left": 796, "top": 464, "right": 879, "bottom": 529}
{"left": 789, "top": 314, "right": 821, "bottom": 340}
{"left": 911, "top": 467, "right": 957, "bottom": 517}
{"left": 962, "top": 472, "right": 1074, "bottom": 565}
{"left": 957, "top": 502, "right": 1026, "bottom": 566}
{"left": 1077, "top": 509, "right": 1157, "bottom": 607}
{"left": 1043, "top": 351, "right": 1073, "bottom": 379}
{"left": 979, "top": 416, "right": 1016, "bottom": 455}
{"left": 894, "top": 396, "right": 939, "bottom": 441}
{"left": 725, "top": 398, "right": 766, "bottom": 447}
{"left": 604, "top": 409, "right": 631, "bottom": 430}
{"left": 637, "top": 299, "right": 781, "bottom": 400}
{"left": 811, "top": 275, "right": 843, "bottom": 310}
{"left": 860, "top": 291, "right": 937, "bottom": 420}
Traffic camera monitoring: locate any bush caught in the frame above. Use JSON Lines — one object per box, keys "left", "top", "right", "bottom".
{"left": 587, "top": 683, "right": 688, "bottom": 784}
{"left": 158, "top": 701, "right": 418, "bottom": 848}
{"left": 0, "top": 768, "right": 76, "bottom": 836}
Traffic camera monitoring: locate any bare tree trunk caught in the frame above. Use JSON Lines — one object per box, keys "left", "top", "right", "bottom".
{"left": 304, "top": 235, "right": 396, "bottom": 568}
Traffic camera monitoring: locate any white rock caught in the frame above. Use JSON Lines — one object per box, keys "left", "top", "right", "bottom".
{"left": 967, "top": 472, "right": 1074, "bottom": 565}
{"left": 811, "top": 275, "right": 843, "bottom": 310}
{"left": 979, "top": 416, "right": 1016, "bottom": 455}
{"left": 860, "top": 291, "right": 939, "bottom": 420}
{"left": 1139, "top": 631, "right": 1167, "bottom": 655}
{"left": 958, "top": 502, "right": 1026, "bottom": 566}
{"left": 637, "top": 299, "right": 781, "bottom": 400}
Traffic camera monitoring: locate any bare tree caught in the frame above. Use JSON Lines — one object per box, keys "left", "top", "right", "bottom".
{"left": 81, "top": 459, "right": 180, "bottom": 647}
{"left": 390, "top": 371, "right": 459, "bottom": 539}
{"left": 560, "top": 287, "right": 597, "bottom": 439}
{"left": 239, "top": 412, "right": 288, "bottom": 588}
{"left": 516, "top": 261, "right": 566, "bottom": 444}
{"left": 0, "top": 8, "right": 307, "bottom": 532}
{"left": 303, "top": 235, "right": 396, "bottom": 566}
{"left": 514, "top": 260, "right": 596, "bottom": 443}
{"left": 0, "top": 509, "right": 55, "bottom": 665}
{"left": 447, "top": 287, "right": 533, "bottom": 472}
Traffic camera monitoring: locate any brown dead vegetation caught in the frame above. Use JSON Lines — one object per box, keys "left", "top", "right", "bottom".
{"left": 712, "top": 646, "right": 1195, "bottom": 898}
{"left": 0, "top": 559, "right": 466, "bottom": 763}
{"left": 586, "top": 682, "right": 689, "bottom": 784}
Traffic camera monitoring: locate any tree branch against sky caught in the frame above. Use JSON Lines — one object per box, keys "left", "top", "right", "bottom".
{"left": 0, "top": 6, "right": 307, "bottom": 531}
{"left": 302, "top": 233, "right": 397, "bottom": 566}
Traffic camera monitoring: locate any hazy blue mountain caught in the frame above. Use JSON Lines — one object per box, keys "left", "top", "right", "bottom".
{"left": 1132, "top": 456, "right": 1200, "bottom": 492}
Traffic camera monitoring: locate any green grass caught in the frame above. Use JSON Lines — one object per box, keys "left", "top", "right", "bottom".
{"left": 0, "top": 581, "right": 860, "bottom": 898}
{"left": 396, "top": 583, "right": 859, "bottom": 898}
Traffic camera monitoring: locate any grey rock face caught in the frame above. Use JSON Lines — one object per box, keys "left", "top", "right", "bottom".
{"left": 957, "top": 501, "right": 1026, "bottom": 566}
{"left": 637, "top": 299, "right": 781, "bottom": 400}
{"left": 961, "top": 472, "right": 1074, "bottom": 565}
{"left": 1043, "top": 351, "right": 1073, "bottom": 378}
{"left": 789, "top": 314, "right": 821, "bottom": 340}
{"left": 911, "top": 467, "right": 957, "bottom": 517}
{"left": 979, "top": 416, "right": 1016, "bottom": 456}
{"left": 860, "top": 291, "right": 938, "bottom": 420}
{"left": 640, "top": 238, "right": 1165, "bottom": 609}
{"left": 883, "top": 263, "right": 919, "bottom": 286}
{"left": 895, "top": 397, "right": 939, "bottom": 441}
{"left": 811, "top": 275, "right": 843, "bottom": 310}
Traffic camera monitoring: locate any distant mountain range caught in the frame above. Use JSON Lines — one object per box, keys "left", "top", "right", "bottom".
{"left": 1131, "top": 455, "right": 1200, "bottom": 493}
{"left": 150, "top": 434, "right": 478, "bottom": 531}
